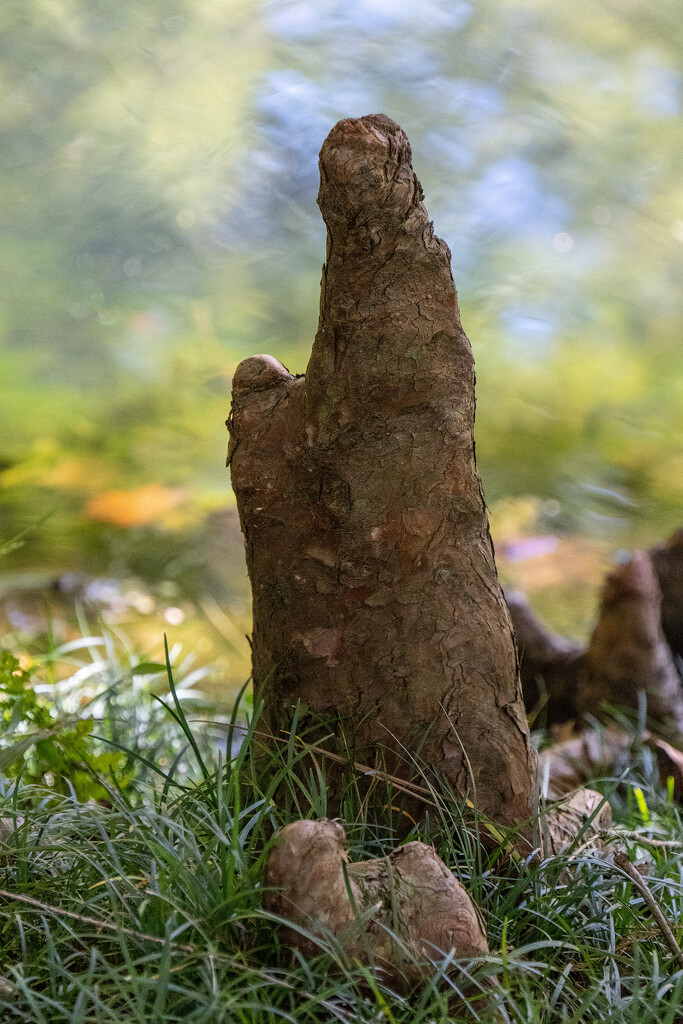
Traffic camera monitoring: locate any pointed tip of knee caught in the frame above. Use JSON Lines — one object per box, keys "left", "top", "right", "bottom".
{"left": 232, "top": 355, "right": 293, "bottom": 395}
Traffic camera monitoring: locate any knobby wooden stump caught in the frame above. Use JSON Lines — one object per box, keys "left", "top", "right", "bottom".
{"left": 227, "top": 114, "right": 535, "bottom": 831}
{"left": 264, "top": 819, "right": 489, "bottom": 987}
{"left": 509, "top": 534, "right": 683, "bottom": 736}
{"left": 581, "top": 552, "right": 683, "bottom": 735}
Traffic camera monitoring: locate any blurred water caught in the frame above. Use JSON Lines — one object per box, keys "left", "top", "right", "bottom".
{"left": 0, "top": 0, "right": 680, "bottom": 601}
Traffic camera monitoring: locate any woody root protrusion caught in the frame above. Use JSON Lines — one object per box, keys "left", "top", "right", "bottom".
{"left": 509, "top": 532, "right": 683, "bottom": 797}
{"left": 265, "top": 810, "right": 614, "bottom": 993}
{"left": 227, "top": 113, "right": 535, "bottom": 833}
{"left": 265, "top": 818, "right": 500, "bottom": 1014}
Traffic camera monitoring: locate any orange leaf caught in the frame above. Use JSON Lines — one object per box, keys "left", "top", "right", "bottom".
{"left": 85, "top": 484, "right": 184, "bottom": 527}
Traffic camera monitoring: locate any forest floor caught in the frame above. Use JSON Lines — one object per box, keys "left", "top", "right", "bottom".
{"left": 1, "top": 626, "right": 682, "bottom": 1023}
{"left": 1, "top": 514, "right": 680, "bottom": 1022}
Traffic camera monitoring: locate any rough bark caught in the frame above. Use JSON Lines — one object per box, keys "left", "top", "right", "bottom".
{"left": 505, "top": 589, "right": 583, "bottom": 726}
{"left": 580, "top": 552, "right": 683, "bottom": 735}
{"left": 227, "top": 114, "right": 535, "bottom": 832}
{"left": 650, "top": 528, "right": 683, "bottom": 661}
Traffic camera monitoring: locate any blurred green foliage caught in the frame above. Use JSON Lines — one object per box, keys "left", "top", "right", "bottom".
{"left": 0, "top": 648, "right": 127, "bottom": 801}
{"left": 0, "top": 0, "right": 681, "bottom": 592}
{"left": 0, "top": 630, "right": 219, "bottom": 803}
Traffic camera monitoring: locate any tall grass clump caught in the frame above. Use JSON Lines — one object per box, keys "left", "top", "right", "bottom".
{"left": 1, "top": 626, "right": 683, "bottom": 1022}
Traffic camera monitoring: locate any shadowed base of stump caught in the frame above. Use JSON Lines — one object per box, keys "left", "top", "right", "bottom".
{"left": 538, "top": 725, "right": 683, "bottom": 803}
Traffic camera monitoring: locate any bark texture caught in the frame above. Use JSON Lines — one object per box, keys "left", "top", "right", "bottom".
{"left": 264, "top": 818, "right": 489, "bottom": 989}
{"left": 228, "top": 114, "right": 535, "bottom": 831}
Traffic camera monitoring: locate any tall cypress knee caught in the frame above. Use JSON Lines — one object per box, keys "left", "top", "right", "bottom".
{"left": 227, "top": 114, "right": 536, "bottom": 830}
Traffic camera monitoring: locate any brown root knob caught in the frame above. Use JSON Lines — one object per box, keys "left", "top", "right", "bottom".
{"left": 582, "top": 552, "right": 683, "bottom": 734}
{"left": 264, "top": 818, "right": 489, "bottom": 988}
{"left": 232, "top": 355, "right": 293, "bottom": 396}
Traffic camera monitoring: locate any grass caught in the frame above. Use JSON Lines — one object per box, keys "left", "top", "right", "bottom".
{"left": 1, "top": 627, "right": 683, "bottom": 1022}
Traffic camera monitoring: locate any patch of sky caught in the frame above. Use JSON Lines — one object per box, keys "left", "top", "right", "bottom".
{"left": 635, "top": 51, "right": 680, "bottom": 118}
{"left": 343, "top": 0, "right": 473, "bottom": 33}
{"left": 217, "top": 70, "right": 390, "bottom": 251}
{"left": 411, "top": 78, "right": 504, "bottom": 123}
{"left": 467, "top": 157, "right": 567, "bottom": 235}
{"left": 264, "top": 0, "right": 327, "bottom": 39}
{"left": 257, "top": 70, "right": 380, "bottom": 157}
{"left": 373, "top": 48, "right": 440, "bottom": 83}
{"left": 500, "top": 309, "right": 557, "bottom": 359}
{"left": 424, "top": 128, "right": 475, "bottom": 173}
{"left": 265, "top": 0, "right": 472, "bottom": 39}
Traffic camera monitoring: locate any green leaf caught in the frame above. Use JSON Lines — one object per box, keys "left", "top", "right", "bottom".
{"left": 130, "top": 662, "right": 166, "bottom": 676}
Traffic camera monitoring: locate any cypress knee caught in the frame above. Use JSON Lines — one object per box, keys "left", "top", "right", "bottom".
{"left": 581, "top": 552, "right": 683, "bottom": 735}
{"left": 227, "top": 114, "right": 535, "bottom": 831}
